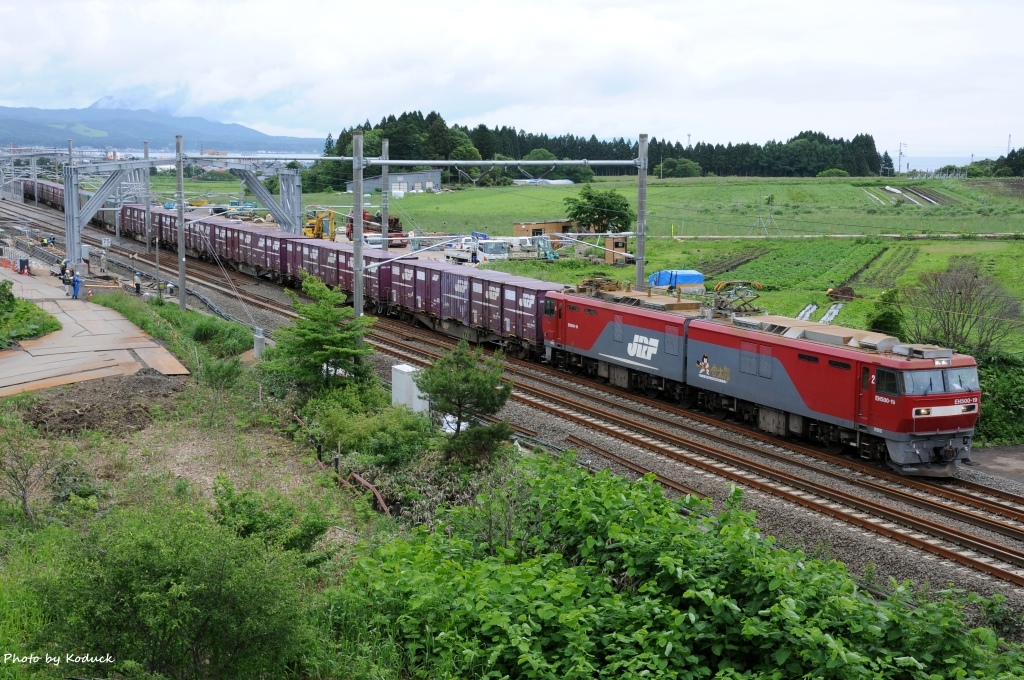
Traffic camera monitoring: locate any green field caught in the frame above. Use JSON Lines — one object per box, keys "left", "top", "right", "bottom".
{"left": 137, "top": 174, "right": 1024, "bottom": 348}
{"left": 143, "top": 174, "right": 1024, "bottom": 238}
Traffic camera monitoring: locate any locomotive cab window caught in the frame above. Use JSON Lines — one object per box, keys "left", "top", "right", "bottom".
{"left": 900, "top": 370, "right": 944, "bottom": 396}
{"left": 876, "top": 368, "right": 899, "bottom": 395}
{"left": 543, "top": 299, "right": 555, "bottom": 316}
{"left": 945, "top": 367, "right": 979, "bottom": 393}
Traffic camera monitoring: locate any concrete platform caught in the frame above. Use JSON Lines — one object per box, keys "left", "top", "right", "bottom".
{"left": 0, "top": 266, "right": 189, "bottom": 397}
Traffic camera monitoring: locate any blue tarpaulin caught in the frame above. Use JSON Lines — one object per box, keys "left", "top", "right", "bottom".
{"left": 648, "top": 270, "right": 704, "bottom": 287}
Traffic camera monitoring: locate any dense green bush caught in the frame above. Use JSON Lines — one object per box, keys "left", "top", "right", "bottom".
{"left": 213, "top": 476, "right": 329, "bottom": 554}
{"left": 92, "top": 293, "right": 253, "bottom": 372}
{"left": 976, "top": 354, "right": 1024, "bottom": 445}
{"left": 301, "top": 382, "right": 436, "bottom": 469}
{"left": 0, "top": 279, "right": 14, "bottom": 314}
{"left": 33, "top": 503, "right": 309, "bottom": 679}
{"left": 0, "top": 280, "right": 61, "bottom": 349}
{"left": 443, "top": 421, "right": 514, "bottom": 462}
{"left": 180, "top": 311, "right": 252, "bottom": 357}
{"left": 865, "top": 289, "right": 904, "bottom": 337}
{"left": 317, "top": 455, "right": 1023, "bottom": 679}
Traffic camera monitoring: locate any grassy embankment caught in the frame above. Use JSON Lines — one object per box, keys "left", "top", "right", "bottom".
{"left": 0, "top": 280, "right": 61, "bottom": 350}
{"left": 1, "top": 290, "right": 1021, "bottom": 678}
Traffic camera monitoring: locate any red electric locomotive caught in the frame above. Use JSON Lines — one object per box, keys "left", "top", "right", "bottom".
{"left": 542, "top": 289, "right": 980, "bottom": 477}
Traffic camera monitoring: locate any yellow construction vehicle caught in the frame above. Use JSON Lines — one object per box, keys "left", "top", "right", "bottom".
{"left": 302, "top": 208, "right": 337, "bottom": 239}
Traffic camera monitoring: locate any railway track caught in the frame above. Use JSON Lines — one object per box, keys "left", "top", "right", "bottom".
{"left": 371, "top": 318, "right": 1024, "bottom": 587}
{"left": 8, "top": 198, "right": 1024, "bottom": 588}
{"left": 0, "top": 198, "right": 299, "bottom": 323}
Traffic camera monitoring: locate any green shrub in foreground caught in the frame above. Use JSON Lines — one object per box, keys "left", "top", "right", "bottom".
{"left": 33, "top": 503, "right": 309, "bottom": 679}
{"left": 0, "top": 280, "right": 61, "bottom": 349}
{"left": 977, "top": 353, "right": 1024, "bottom": 445}
{"left": 91, "top": 293, "right": 253, "bottom": 378}
{"left": 317, "top": 455, "right": 1022, "bottom": 679}
{"left": 301, "top": 382, "right": 437, "bottom": 469}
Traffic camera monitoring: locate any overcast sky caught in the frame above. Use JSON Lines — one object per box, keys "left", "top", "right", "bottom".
{"left": 1, "top": 0, "right": 1018, "bottom": 162}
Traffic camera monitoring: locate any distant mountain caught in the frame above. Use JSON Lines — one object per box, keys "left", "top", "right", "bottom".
{"left": 0, "top": 103, "right": 322, "bottom": 152}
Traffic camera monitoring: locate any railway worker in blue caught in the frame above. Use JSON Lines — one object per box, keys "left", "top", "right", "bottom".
{"left": 72, "top": 272, "right": 82, "bottom": 300}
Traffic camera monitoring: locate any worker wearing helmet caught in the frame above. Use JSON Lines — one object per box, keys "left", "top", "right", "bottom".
{"left": 134, "top": 272, "right": 142, "bottom": 296}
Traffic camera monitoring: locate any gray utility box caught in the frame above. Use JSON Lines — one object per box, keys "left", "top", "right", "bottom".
{"left": 392, "top": 364, "right": 429, "bottom": 413}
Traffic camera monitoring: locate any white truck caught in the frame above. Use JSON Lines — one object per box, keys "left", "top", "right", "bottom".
{"left": 501, "top": 235, "right": 559, "bottom": 260}
{"left": 443, "top": 234, "right": 510, "bottom": 264}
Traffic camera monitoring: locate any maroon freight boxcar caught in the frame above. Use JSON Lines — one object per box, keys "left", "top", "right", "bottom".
{"left": 238, "top": 227, "right": 257, "bottom": 265}
{"left": 358, "top": 248, "right": 404, "bottom": 302}
{"left": 412, "top": 260, "right": 447, "bottom": 317}
{"left": 186, "top": 217, "right": 213, "bottom": 254}
{"left": 469, "top": 269, "right": 510, "bottom": 334}
{"left": 502, "top": 277, "right": 564, "bottom": 346}
{"left": 440, "top": 268, "right": 471, "bottom": 326}
{"left": 389, "top": 259, "right": 418, "bottom": 308}
{"left": 264, "top": 232, "right": 304, "bottom": 276}
{"left": 301, "top": 241, "right": 322, "bottom": 280}
{"left": 316, "top": 241, "right": 349, "bottom": 288}
{"left": 282, "top": 238, "right": 305, "bottom": 278}
{"left": 337, "top": 242, "right": 354, "bottom": 292}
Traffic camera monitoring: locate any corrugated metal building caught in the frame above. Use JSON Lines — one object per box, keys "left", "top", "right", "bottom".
{"left": 347, "top": 170, "right": 442, "bottom": 193}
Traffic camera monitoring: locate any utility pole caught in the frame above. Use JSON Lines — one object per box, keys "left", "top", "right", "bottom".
{"left": 635, "top": 134, "right": 648, "bottom": 290}
{"left": 687, "top": 133, "right": 691, "bottom": 147}
{"left": 144, "top": 141, "right": 152, "bottom": 254}
{"left": 1009, "top": 134, "right": 1012, "bottom": 155}
{"left": 381, "top": 137, "right": 389, "bottom": 253}
{"left": 64, "top": 139, "right": 82, "bottom": 267}
{"left": 29, "top": 156, "right": 37, "bottom": 208}
{"left": 352, "top": 131, "right": 364, "bottom": 319}
{"left": 176, "top": 135, "right": 186, "bottom": 310}
{"left": 114, "top": 184, "right": 121, "bottom": 245}
{"left": 145, "top": 141, "right": 160, "bottom": 297}
{"left": 898, "top": 143, "right": 906, "bottom": 175}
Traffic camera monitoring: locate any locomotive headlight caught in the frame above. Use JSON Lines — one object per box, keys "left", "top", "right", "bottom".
{"left": 914, "top": 408, "right": 932, "bottom": 416}
{"left": 961, "top": 404, "right": 977, "bottom": 413}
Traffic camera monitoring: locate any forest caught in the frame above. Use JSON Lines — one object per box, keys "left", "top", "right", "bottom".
{"left": 299, "top": 111, "right": 888, "bottom": 192}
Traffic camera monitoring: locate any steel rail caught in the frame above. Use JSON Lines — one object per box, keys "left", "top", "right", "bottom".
{"left": 513, "top": 388, "right": 1024, "bottom": 586}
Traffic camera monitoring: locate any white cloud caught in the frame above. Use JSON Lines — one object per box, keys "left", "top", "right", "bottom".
{"left": 1, "top": 0, "right": 1020, "bottom": 158}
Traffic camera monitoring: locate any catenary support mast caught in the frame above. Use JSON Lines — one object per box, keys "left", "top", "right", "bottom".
{"left": 381, "top": 138, "right": 389, "bottom": 253}
{"left": 352, "top": 131, "right": 364, "bottom": 319}
{"left": 176, "top": 135, "right": 186, "bottom": 310}
{"left": 635, "top": 134, "right": 648, "bottom": 289}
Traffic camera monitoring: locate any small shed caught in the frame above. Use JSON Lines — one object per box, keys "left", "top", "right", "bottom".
{"left": 513, "top": 219, "right": 578, "bottom": 246}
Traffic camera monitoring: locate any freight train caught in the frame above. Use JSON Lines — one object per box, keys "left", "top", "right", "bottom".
{"left": 20, "top": 179, "right": 981, "bottom": 477}
{"left": 542, "top": 289, "right": 978, "bottom": 477}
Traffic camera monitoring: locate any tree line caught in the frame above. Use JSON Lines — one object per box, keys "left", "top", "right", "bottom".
{"left": 938, "top": 148, "right": 1024, "bottom": 178}
{"left": 300, "top": 111, "right": 885, "bottom": 192}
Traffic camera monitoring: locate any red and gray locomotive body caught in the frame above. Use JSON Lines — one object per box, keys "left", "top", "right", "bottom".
{"left": 542, "top": 291, "right": 980, "bottom": 477}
